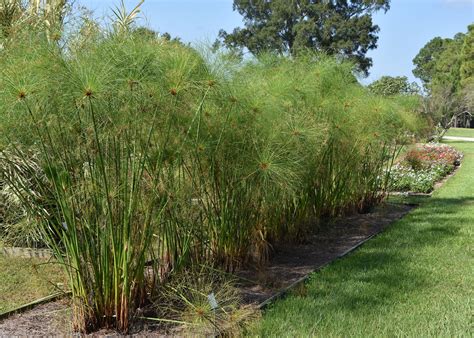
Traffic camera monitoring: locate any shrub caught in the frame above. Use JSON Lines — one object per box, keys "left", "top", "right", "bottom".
{"left": 404, "top": 143, "right": 462, "bottom": 170}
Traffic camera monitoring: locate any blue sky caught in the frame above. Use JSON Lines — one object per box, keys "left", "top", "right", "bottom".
{"left": 79, "top": 0, "right": 474, "bottom": 84}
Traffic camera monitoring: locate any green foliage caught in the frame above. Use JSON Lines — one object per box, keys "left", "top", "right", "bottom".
{"left": 152, "top": 268, "right": 259, "bottom": 335}
{"left": 427, "top": 34, "right": 467, "bottom": 130}
{"left": 254, "top": 140, "right": 474, "bottom": 337}
{"left": 0, "top": 17, "right": 425, "bottom": 333}
{"left": 413, "top": 33, "right": 465, "bottom": 94}
{"left": 460, "top": 24, "right": 474, "bottom": 113}
{"left": 431, "top": 33, "right": 465, "bottom": 95}
{"left": 412, "top": 37, "right": 447, "bottom": 87}
{"left": 413, "top": 25, "right": 473, "bottom": 131}
{"left": 218, "top": 0, "right": 390, "bottom": 76}
{"left": 368, "top": 76, "right": 420, "bottom": 96}
{"left": 460, "top": 24, "right": 474, "bottom": 87}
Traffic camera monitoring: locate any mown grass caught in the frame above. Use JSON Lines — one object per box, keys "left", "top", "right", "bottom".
{"left": 445, "top": 127, "right": 474, "bottom": 138}
{"left": 253, "top": 140, "right": 474, "bottom": 336}
{"left": 0, "top": 249, "right": 67, "bottom": 314}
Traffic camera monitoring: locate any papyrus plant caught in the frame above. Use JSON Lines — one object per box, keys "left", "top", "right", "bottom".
{"left": 0, "top": 0, "right": 68, "bottom": 42}
{"left": 0, "top": 14, "right": 427, "bottom": 333}
{"left": 2, "top": 96, "right": 168, "bottom": 332}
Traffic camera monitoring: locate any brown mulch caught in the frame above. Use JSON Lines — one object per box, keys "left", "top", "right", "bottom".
{"left": 237, "top": 202, "right": 414, "bottom": 305}
{"left": 0, "top": 299, "right": 73, "bottom": 336}
{"left": 0, "top": 202, "right": 414, "bottom": 337}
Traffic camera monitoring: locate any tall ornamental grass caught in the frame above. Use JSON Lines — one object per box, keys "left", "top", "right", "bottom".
{"left": 0, "top": 24, "right": 427, "bottom": 332}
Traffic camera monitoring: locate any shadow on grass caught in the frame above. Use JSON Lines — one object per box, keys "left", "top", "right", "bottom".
{"left": 287, "top": 196, "right": 472, "bottom": 314}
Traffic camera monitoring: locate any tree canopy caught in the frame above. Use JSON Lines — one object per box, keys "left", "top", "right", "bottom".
{"left": 412, "top": 25, "right": 473, "bottom": 130}
{"left": 413, "top": 32, "right": 468, "bottom": 94}
{"left": 460, "top": 25, "right": 474, "bottom": 114}
{"left": 412, "top": 37, "right": 447, "bottom": 87}
{"left": 218, "top": 0, "right": 391, "bottom": 76}
{"left": 460, "top": 24, "right": 474, "bottom": 89}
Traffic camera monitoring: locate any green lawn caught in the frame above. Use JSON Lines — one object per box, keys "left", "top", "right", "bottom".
{"left": 0, "top": 247, "right": 67, "bottom": 315}
{"left": 253, "top": 140, "right": 474, "bottom": 336}
{"left": 445, "top": 127, "right": 474, "bottom": 138}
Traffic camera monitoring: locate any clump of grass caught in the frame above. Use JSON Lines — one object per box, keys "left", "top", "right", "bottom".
{"left": 151, "top": 268, "right": 260, "bottom": 336}
{"left": 2, "top": 96, "right": 168, "bottom": 332}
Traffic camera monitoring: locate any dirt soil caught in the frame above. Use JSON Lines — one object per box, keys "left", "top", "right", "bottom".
{"left": 237, "top": 202, "right": 414, "bottom": 305}
{"left": 0, "top": 202, "right": 414, "bottom": 336}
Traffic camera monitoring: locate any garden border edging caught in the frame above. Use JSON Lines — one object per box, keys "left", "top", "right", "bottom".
{"left": 255, "top": 154, "right": 464, "bottom": 310}
{"left": 257, "top": 230, "right": 380, "bottom": 309}
{"left": 0, "top": 292, "right": 71, "bottom": 322}
{"left": 1, "top": 247, "right": 52, "bottom": 259}
{"left": 0, "top": 205, "right": 413, "bottom": 326}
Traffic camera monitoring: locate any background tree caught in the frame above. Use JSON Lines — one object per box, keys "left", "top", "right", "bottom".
{"left": 218, "top": 0, "right": 391, "bottom": 76}
{"left": 460, "top": 24, "right": 474, "bottom": 114}
{"left": 460, "top": 25, "right": 473, "bottom": 86}
{"left": 412, "top": 37, "right": 447, "bottom": 88}
{"left": 368, "top": 75, "right": 420, "bottom": 96}
{"left": 430, "top": 33, "right": 465, "bottom": 95}
{"left": 413, "top": 26, "right": 473, "bottom": 133}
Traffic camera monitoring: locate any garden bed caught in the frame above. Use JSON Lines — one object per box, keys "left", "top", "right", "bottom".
{"left": 1, "top": 143, "right": 462, "bottom": 336}
{"left": 389, "top": 161, "right": 462, "bottom": 197}
{"left": 236, "top": 202, "right": 414, "bottom": 305}
{"left": 388, "top": 143, "right": 463, "bottom": 194}
{"left": 0, "top": 202, "right": 414, "bottom": 336}
{"left": 253, "top": 140, "right": 474, "bottom": 336}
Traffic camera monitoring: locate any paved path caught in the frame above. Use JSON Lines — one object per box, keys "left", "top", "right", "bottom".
{"left": 442, "top": 136, "right": 474, "bottom": 142}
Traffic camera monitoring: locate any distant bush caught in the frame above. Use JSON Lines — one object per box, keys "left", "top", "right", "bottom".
{"left": 368, "top": 76, "right": 421, "bottom": 96}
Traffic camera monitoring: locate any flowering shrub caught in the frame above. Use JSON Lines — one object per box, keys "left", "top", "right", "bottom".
{"left": 389, "top": 143, "right": 462, "bottom": 193}
{"left": 403, "top": 143, "right": 462, "bottom": 170}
